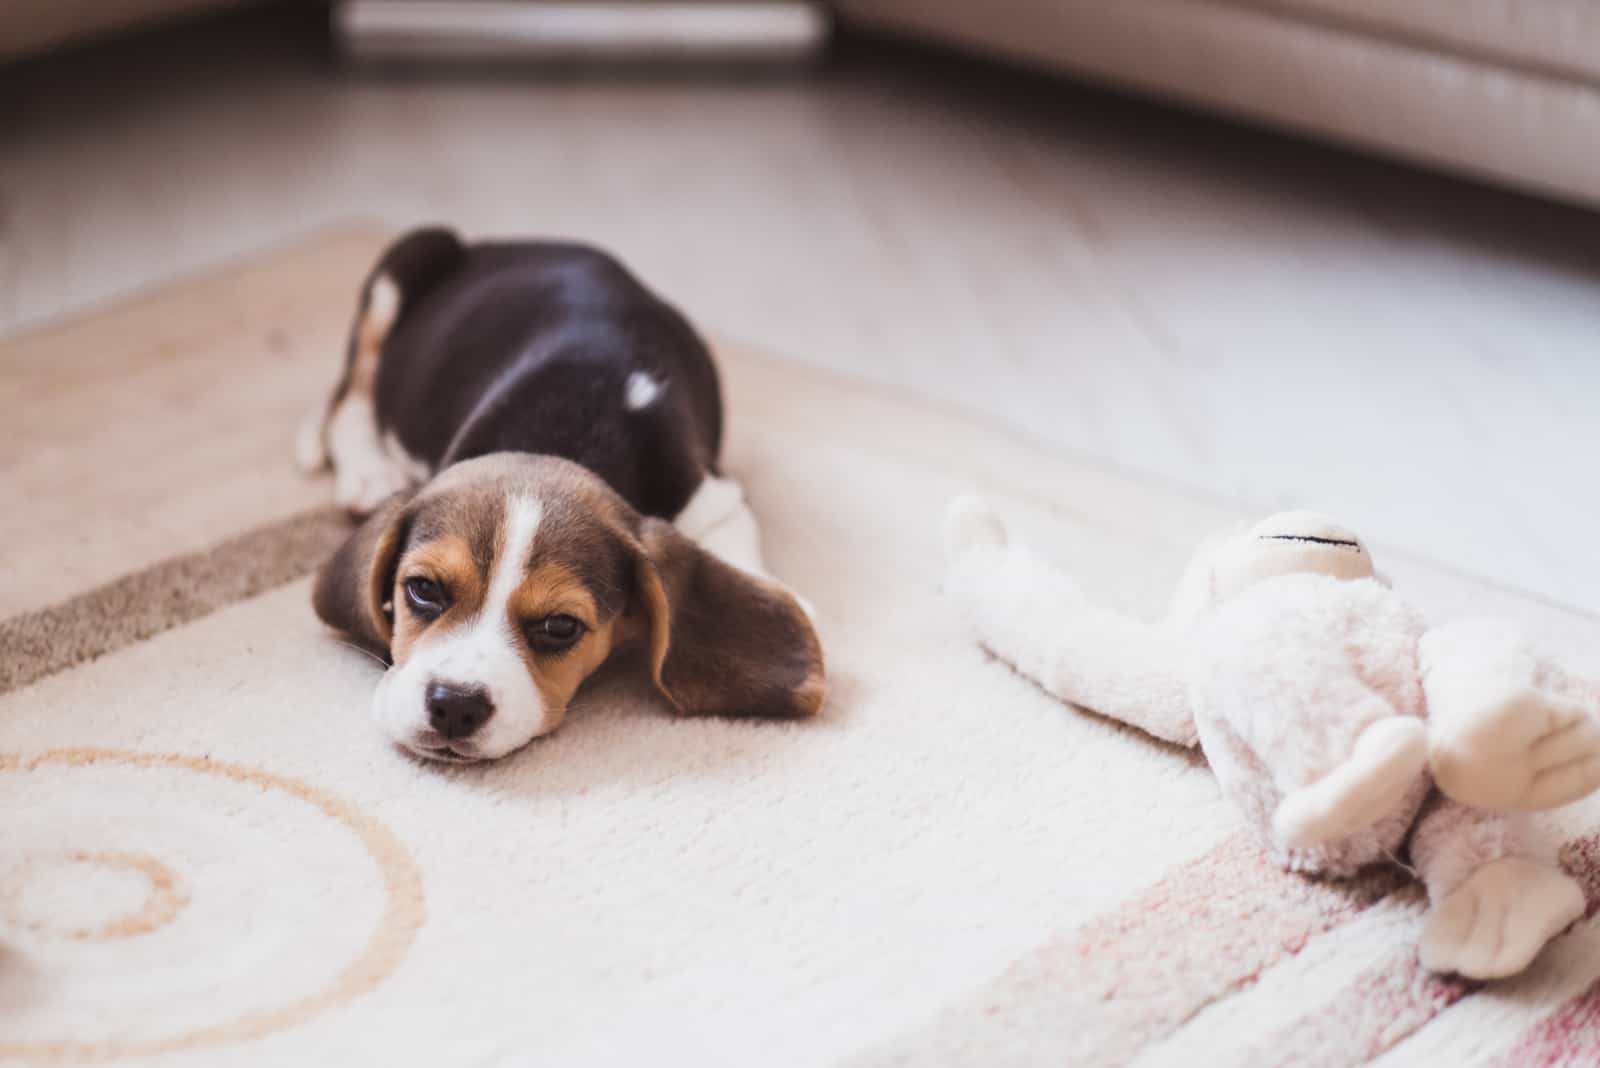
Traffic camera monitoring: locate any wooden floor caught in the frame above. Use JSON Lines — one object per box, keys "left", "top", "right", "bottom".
{"left": 6, "top": 9, "right": 1600, "bottom": 612}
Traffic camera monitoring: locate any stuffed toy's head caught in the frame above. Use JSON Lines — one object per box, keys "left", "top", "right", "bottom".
{"left": 1215, "top": 511, "right": 1375, "bottom": 597}
{"left": 1171, "top": 511, "right": 1376, "bottom": 626}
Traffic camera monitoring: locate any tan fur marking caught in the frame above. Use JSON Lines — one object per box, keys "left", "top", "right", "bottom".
{"left": 362, "top": 520, "right": 407, "bottom": 651}
{"left": 350, "top": 275, "right": 400, "bottom": 393}
{"left": 509, "top": 562, "right": 619, "bottom": 728}
{"left": 635, "top": 564, "right": 678, "bottom": 711}
{"left": 791, "top": 658, "right": 827, "bottom": 718}
{"left": 388, "top": 535, "right": 486, "bottom": 665}
{"left": 350, "top": 340, "right": 379, "bottom": 392}
{"left": 777, "top": 586, "right": 826, "bottom": 717}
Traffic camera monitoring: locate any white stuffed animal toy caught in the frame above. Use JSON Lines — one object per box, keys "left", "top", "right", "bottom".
{"left": 944, "top": 498, "right": 1600, "bottom": 980}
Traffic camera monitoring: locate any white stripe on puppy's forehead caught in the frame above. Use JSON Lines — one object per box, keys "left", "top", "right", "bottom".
{"left": 484, "top": 497, "right": 543, "bottom": 624}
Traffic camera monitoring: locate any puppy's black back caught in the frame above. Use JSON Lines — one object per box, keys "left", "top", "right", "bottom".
{"left": 368, "top": 231, "right": 723, "bottom": 521}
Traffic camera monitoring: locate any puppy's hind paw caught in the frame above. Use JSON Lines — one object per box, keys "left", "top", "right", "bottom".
{"left": 944, "top": 496, "right": 1008, "bottom": 564}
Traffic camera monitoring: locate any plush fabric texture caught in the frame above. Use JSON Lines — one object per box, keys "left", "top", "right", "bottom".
{"left": 940, "top": 533, "right": 1196, "bottom": 748}
{"left": 8, "top": 227, "right": 1600, "bottom": 1064}
{"left": 944, "top": 502, "right": 1599, "bottom": 978}
{"left": 1421, "top": 618, "right": 1600, "bottom": 813}
{"left": 1410, "top": 794, "right": 1522, "bottom": 902}
{"left": 1199, "top": 576, "right": 1428, "bottom": 796}
{"left": 1195, "top": 575, "right": 1434, "bottom": 879}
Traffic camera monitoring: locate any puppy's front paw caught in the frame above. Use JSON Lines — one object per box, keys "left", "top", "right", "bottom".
{"left": 1420, "top": 858, "right": 1584, "bottom": 980}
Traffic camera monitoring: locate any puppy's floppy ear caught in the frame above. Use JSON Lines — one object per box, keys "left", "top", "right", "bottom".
{"left": 631, "top": 518, "right": 824, "bottom": 719}
{"left": 312, "top": 492, "right": 413, "bottom": 659}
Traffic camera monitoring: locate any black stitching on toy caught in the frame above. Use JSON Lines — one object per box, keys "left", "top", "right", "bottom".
{"left": 1259, "top": 535, "right": 1362, "bottom": 550}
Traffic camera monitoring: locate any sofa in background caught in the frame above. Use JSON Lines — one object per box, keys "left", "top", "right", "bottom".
{"left": 835, "top": 0, "right": 1600, "bottom": 208}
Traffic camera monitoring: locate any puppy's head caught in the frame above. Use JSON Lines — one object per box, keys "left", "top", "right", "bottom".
{"left": 313, "top": 453, "right": 824, "bottom": 761}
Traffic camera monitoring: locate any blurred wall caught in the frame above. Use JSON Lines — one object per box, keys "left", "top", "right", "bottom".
{"left": 0, "top": 0, "right": 262, "bottom": 62}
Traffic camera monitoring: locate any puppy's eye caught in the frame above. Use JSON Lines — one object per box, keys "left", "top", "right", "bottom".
{"left": 527, "top": 614, "right": 585, "bottom": 653}
{"left": 403, "top": 576, "right": 449, "bottom": 618}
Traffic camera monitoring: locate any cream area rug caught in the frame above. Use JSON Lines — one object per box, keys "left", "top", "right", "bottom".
{"left": 5, "top": 227, "right": 1600, "bottom": 1067}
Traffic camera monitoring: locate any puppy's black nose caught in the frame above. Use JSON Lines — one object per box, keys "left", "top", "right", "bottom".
{"left": 426, "top": 682, "right": 493, "bottom": 740}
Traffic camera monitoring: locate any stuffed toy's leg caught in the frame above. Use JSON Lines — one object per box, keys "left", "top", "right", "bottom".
{"left": 1194, "top": 700, "right": 1428, "bottom": 865}
{"left": 1411, "top": 795, "right": 1584, "bottom": 979}
{"left": 1422, "top": 620, "right": 1600, "bottom": 812}
{"left": 942, "top": 497, "right": 1197, "bottom": 747}
{"left": 1270, "top": 716, "right": 1429, "bottom": 852}
{"left": 1191, "top": 581, "right": 1432, "bottom": 854}
{"left": 1197, "top": 705, "right": 1429, "bottom": 879}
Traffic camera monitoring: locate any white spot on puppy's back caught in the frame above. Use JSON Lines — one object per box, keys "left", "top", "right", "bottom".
{"left": 624, "top": 370, "right": 662, "bottom": 410}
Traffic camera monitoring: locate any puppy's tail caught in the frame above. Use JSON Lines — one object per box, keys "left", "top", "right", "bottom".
{"left": 297, "top": 227, "right": 465, "bottom": 472}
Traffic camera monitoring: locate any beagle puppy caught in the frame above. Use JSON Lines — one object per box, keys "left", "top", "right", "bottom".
{"left": 298, "top": 227, "right": 823, "bottom": 762}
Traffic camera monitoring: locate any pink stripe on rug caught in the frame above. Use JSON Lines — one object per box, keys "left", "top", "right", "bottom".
{"left": 856, "top": 832, "right": 1403, "bottom": 1067}
{"left": 1239, "top": 933, "right": 1474, "bottom": 1068}
{"left": 1243, "top": 830, "right": 1600, "bottom": 1068}
{"left": 1478, "top": 833, "right": 1600, "bottom": 1068}
{"left": 1559, "top": 832, "right": 1600, "bottom": 923}
{"left": 1490, "top": 985, "right": 1600, "bottom": 1068}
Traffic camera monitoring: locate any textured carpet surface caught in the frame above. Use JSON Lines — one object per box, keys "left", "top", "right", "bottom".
{"left": 4, "top": 228, "right": 1600, "bottom": 1066}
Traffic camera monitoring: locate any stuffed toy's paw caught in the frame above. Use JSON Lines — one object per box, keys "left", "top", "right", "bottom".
{"left": 1430, "top": 686, "right": 1600, "bottom": 813}
{"left": 943, "top": 495, "right": 1008, "bottom": 564}
{"left": 1424, "top": 622, "right": 1600, "bottom": 812}
{"left": 1272, "top": 716, "right": 1428, "bottom": 851}
{"left": 1420, "top": 858, "right": 1584, "bottom": 979}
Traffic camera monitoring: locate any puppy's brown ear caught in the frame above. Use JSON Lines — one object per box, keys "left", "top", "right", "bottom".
{"left": 632, "top": 518, "right": 824, "bottom": 719}
{"left": 312, "top": 492, "right": 413, "bottom": 659}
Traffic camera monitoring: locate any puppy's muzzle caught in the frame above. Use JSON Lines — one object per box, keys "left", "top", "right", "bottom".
{"left": 426, "top": 680, "right": 494, "bottom": 741}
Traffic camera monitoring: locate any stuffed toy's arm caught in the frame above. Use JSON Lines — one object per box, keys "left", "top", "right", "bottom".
{"left": 1421, "top": 619, "right": 1600, "bottom": 813}
{"left": 942, "top": 497, "right": 1198, "bottom": 748}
